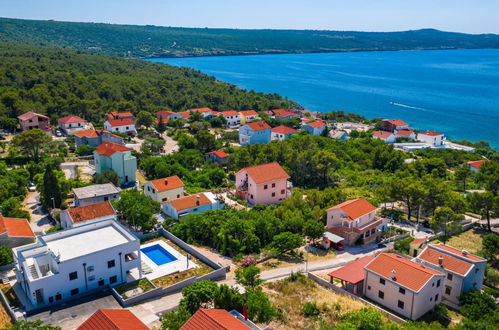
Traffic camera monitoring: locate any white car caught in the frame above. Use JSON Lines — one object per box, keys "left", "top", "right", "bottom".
{"left": 28, "top": 183, "right": 36, "bottom": 192}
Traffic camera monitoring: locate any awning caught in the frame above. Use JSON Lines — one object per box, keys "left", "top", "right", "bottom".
{"left": 323, "top": 232, "right": 344, "bottom": 243}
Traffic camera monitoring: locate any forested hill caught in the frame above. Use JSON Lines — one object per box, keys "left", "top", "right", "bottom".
{"left": 1, "top": 17, "right": 499, "bottom": 58}
{"left": 0, "top": 43, "right": 297, "bottom": 126}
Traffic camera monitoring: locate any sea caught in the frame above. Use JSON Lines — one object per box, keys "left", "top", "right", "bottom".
{"left": 147, "top": 49, "right": 499, "bottom": 149}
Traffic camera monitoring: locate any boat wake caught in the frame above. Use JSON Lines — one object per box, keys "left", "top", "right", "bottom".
{"left": 389, "top": 102, "right": 428, "bottom": 111}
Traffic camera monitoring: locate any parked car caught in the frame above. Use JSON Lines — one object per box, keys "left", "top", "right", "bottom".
{"left": 55, "top": 130, "right": 63, "bottom": 137}
{"left": 28, "top": 182, "right": 36, "bottom": 192}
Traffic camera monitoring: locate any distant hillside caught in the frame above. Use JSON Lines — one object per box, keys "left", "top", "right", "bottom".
{"left": 0, "top": 43, "right": 297, "bottom": 126}
{"left": 1, "top": 17, "right": 499, "bottom": 58}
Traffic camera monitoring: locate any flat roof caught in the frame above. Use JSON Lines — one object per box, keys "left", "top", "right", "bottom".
{"left": 45, "top": 225, "right": 130, "bottom": 262}
{"left": 73, "top": 183, "right": 121, "bottom": 199}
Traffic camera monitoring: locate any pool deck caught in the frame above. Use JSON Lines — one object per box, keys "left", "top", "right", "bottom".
{"left": 140, "top": 240, "right": 198, "bottom": 280}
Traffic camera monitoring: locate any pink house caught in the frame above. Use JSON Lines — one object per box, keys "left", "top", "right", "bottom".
{"left": 18, "top": 112, "right": 51, "bottom": 132}
{"left": 235, "top": 162, "right": 291, "bottom": 205}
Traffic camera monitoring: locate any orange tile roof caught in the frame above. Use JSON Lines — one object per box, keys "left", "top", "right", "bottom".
{"left": 168, "top": 193, "right": 211, "bottom": 212}
{"left": 306, "top": 121, "right": 326, "bottom": 128}
{"left": 466, "top": 160, "right": 487, "bottom": 170}
{"left": 190, "top": 107, "right": 212, "bottom": 113}
{"left": 68, "top": 201, "right": 116, "bottom": 223}
{"left": 419, "top": 131, "right": 443, "bottom": 136}
{"left": 328, "top": 256, "right": 373, "bottom": 284}
{"left": 78, "top": 309, "right": 149, "bottom": 330}
{"left": 272, "top": 126, "right": 297, "bottom": 134}
{"left": 18, "top": 111, "right": 48, "bottom": 121}
{"left": 178, "top": 111, "right": 191, "bottom": 118}
{"left": 276, "top": 111, "right": 295, "bottom": 118}
{"left": 385, "top": 119, "right": 408, "bottom": 126}
{"left": 106, "top": 112, "right": 134, "bottom": 120}
{"left": 58, "top": 115, "right": 87, "bottom": 124}
{"left": 221, "top": 110, "right": 239, "bottom": 116}
{"left": 365, "top": 253, "right": 443, "bottom": 292}
{"left": 410, "top": 238, "right": 427, "bottom": 246}
{"left": 95, "top": 142, "right": 131, "bottom": 156}
{"left": 240, "top": 110, "right": 258, "bottom": 116}
{"left": 154, "top": 118, "right": 170, "bottom": 125}
{"left": 271, "top": 109, "right": 288, "bottom": 114}
{"left": 156, "top": 110, "right": 176, "bottom": 117}
{"left": 181, "top": 309, "right": 250, "bottom": 330}
{"left": 0, "top": 215, "right": 35, "bottom": 238}
{"left": 373, "top": 131, "right": 394, "bottom": 139}
{"left": 74, "top": 129, "right": 99, "bottom": 138}
{"left": 246, "top": 121, "right": 271, "bottom": 131}
{"left": 395, "top": 129, "right": 414, "bottom": 137}
{"left": 150, "top": 176, "right": 185, "bottom": 192}
{"left": 106, "top": 118, "right": 135, "bottom": 127}
{"left": 418, "top": 247, "right": 473, "bottom": 276}
{"left": 430, "top": 244, "right": 485, "bottom": 263}
{"left": 208, "top": 150, "right": 229, "bottom": 158}
{"left": 327, "top": 198, "right": 377, "bottom": 221}
{"left": 236, "top": 162, "right": 290, "bottom": 184}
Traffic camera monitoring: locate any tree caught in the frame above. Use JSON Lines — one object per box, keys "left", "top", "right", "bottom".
{"left": 303, "top": 220, "right": 324, "bottom": 245}
{"left": 235, "top": 265, "right": 263, "bottom": 289}
{"left": 76, "top": 144, "right": 94, "bottom": 156}
{"left": 477, "top": 161, "right": 499, "bottom": 195}
{"left": 454, "top": 165, "right": 472, "bottom": 192}
{"left": 113, "top": 189, "right": 160, "bottom": 231}
{"left": 156, "top": 118, "right": 167, "bottom": 133}
{"left": 213, "top": 284, "right": 244, "bottom": 311}
{"left": 141, "top": 137, "right": 165, "bottom": 155}
{"left": 270, "top": 232, "right": 303, "bottom": 255}
{"left": 3, "top": 320, "right": 60, "bottom": 330}
{"left": 467, "top": 192, "right": 497, "bottom": 232}
{"left": 136, "top": 111, "right": 154, "bottom": 127}
{"left": 93, "top": 169, "right": 120, "bottom": 186}
{"left": 460, "top": 291, "right": 497, "bottom": 321}
{"left": 481, "top": 233, "right": 499, "bottom": 261}
{"left": 160, "top": 306, "right": 191, "bottom": 330}
{"left": 195, "top": 130, "right": 217, "bottom": 153}
{"left": 1, "top": 197, "right": 30, "bottom": 219}
{"left": 246, "top": 287, "right": 276, "bottom": 323}
{"left": 12, "top": 129, "right": 52, "bottom": 160}
{"left": 179, "top": 280, "right": 217, "bottom": 314}
{"left": 38, "top": 164, "right": 67, "bottom": 209}
{"left": 430, "top": 207, "right": 463, "bottom": 243}
{"left": 0, "top": 246, "right": 13, "bottom": 266}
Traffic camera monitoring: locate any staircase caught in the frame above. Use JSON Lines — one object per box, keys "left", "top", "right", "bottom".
{"left": 28, "top": 264, "right": 39, "bottom": 279}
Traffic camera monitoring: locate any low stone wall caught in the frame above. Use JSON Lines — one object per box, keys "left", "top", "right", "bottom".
{"left": 381, "top": 232, "right": 410, "bottom": 244}
{"left": 307, "top": 273, "right": 406, "bottom": 324}
{"left": 0, "top": 288, "right": 18, "bottom": 322}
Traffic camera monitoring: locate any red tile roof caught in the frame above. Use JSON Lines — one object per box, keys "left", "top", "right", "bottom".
{"left": 95, "top": 142, "right": 131, "bottom": 156}
{"left": 271, "top": 109, "right": 288, "bottom": 114}
{"left": 328, "top": 256, "right": 373, "bottom": 284}
{"left": 395, "top": 129, "right": 414, "bottom": 137}
{"left": 466, "top": 160, "right": 487, "bottom": 170}
{"left": 190, "top": 107, "right": 212, "bottom": 113}
{"left": 246, "top": 121, "right": 271, "bottom": 131}
{"left": 74, "top": 129, "right": 99, "bottom": 138}
{"left": 365, "top": 253, "right": 443, "bottom": 292}
{"left": 0, "top": 215, "right": 35, "bottom": 238}
{"left": 155, "top": 118, "right": 170, "bottom": 125}
{"left": 276, "top": 111, "right": 295, "bottom": 118}
{"left": 78, "top": 309, "right": 149, "bottom": 330}
{"left": 18, "top": 111, "right": 48, "bottom": 121}
{"left": 236, "top": 162, "right": 290, "bottom": 184}
{"left": 221, "top": 111, "right": 239, "bottom": 116}
{"left": 327, "top": 198, "right": 377, "bottom": 221}
{"left": 106, "top": 112, "right": 134, "bottom": 120}
{"left": 240, "top": 110, "right": 258, "bottom": 116}
{"left": 106, "top": 118, "right": 135, "bottom": 127}
{"left": 272, "top": 126, "right": 297, "bottom": 134}
{"left": 168, "top": 193, "right": 211, "bottom": 212}
{"left": 419, "top": 131, "right": 443, "bottom": 136}
{"left": 181, "top": 309, "right": 250, "bottom": 330}
{"left": 150, "top": 176, "right": 185, "bottom": 192}
{"left": 178, "top": 111, "right": 191, "bottom": 118}
{"left": 208, "top": 150, "right": 229, "bottom": 158}
{"left": 430, "top": 244, "right": 486, "bottom": 263}
{"left": 410, "top": 238, "right": 427, "bottom": 246}
{"left": 58, "top": 115, "right": 87, "bottom": 124}
{"left": 68, "top": 201, "right": 116, "bottom": 223}
{"left": 373, "top": 131, "right": 394, "bottom": 139}
{"left": 156, "top": 110, "right": 176, "bottom": 118}
{"left": 418, "top": 247, "right": 473, "bottom": 276}
{"left": 385, "top": 119, "right": 408, "bottom": 126}
{"left": 306, "top": 121, "right": 326, "bottom": 128}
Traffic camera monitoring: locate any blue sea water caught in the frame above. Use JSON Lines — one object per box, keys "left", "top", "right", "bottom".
{"left": 148, "top": 49, "right": 499, "bottom": 148}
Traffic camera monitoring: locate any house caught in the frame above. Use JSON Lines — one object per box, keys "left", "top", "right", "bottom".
{"left": 13, "top": 220, "right": 141, "bottom": 309}
{"left": 0, "top": 215, "right": 35, "bottom": 248}
{"left": 364, "top": 253, "right": 445, "bottom": 320}
{"left": 329, "top": 130, "right": 348, "bottom": 140}
{"left": 235, "top": 162, "right": 291, "bottom": 205}
{"left": 106, "top": 112, "right": 134, "bottom": 121}
{"left": 328, "top": 256, "right": 374, "bottom": 296}
{"left": 163, "top": 192, "right": 224, "bottom": 220}
{"left": 18, "top": 112, "right": 51, "bottom": 133}
{"left": 274, "top": 111, "right": 296, "bottom": 120}
{"left": 326, "top": 198, "right": 383, "bottom": 246}
{"left": 74, "top": 129, "right": 124, "bottom": 147}
{"left": 238, "top": 121, "right": 271, "bottom": 146}
{"left": 78, "top": 309, "right": 149, "bottom": 330}
{"left": 416, "top": 244, "right": 486, "bottom": 306}
{"left": 466, "top": 160, "right": 487, "bottom": 174}
{"left": 181, "top": 309, "right": 259, "bottom": 330}
{"left": 409, "top": 238, "right": 427, "bottom": 257}
{"left": 382, "top": 119, "right": 409, "bottom": 132}
{"left": 394, "top": 129, "right": 416, "bottom": 140}
{"left": 271, "top": 126, "right": 297, "bottom": 141}
{"left": 94, "top": 142, "right": 137, "bottom": 186}
{"left": 220, "top": 111, "right": 241, "bottom": 127}
{"left": 417, "top": 131, "right": 445, "bottom": 147}
{"left": 177, "top": 111, "right": 192, "bottom": 120}
{"left": 190, "top": 107, "right": 213, "bottom": 118}
{"left": 206, "top": 150, "right": 229, "bottom": 166}
{"left": 104, "top": 118, "right": 137, "bottom": 135}
{"left": 144, "top": 176, "right": 185, "bottom": 203}
{"left": 156, "top": 110, "right": 182, "bottom": 121}
{"left": 58, "top": 115, "right": 89, "bottom": 135}
{"left": 373, "top": 131, "right": 396, "bottom": 143}
{"left": 239, "top": 110, "right": 259, "bottom": 125}
{"left": 60, "top": 201, "right": 117, "bottom": 229}
{"left": 302, "top": 121, "right": 326, "bottom": 136}
{"left": 72, "top": 183, "right": 122, "bottom": 207}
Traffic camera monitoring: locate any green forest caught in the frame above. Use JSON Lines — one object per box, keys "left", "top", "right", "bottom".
{"left": 1, "top": 17, "right": 499, "bottom": 58}
{"left": 0, "top": 42, "right": 297, "bottom": 128}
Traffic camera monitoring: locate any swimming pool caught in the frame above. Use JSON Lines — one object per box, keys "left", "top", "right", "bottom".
{"left": 141, "top": 244, "right": 178, "bottom": 266}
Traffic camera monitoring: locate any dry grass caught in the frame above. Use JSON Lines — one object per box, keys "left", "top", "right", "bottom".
{"left": 136, "top": 170, "right": 147, "bottom": 188}
{"left": 264, "top": 275, "right": 366, "bottom": 329}
{"left": 443, "top": 228, "right": 488, "bottom": 254}
{"left": 257, "top": 248, "right": 337, "bottom": 272}
{"left": 0, "top": 284, "right": 14, "bottom": 329}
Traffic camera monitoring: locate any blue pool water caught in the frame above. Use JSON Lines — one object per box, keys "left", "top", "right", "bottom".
{"left": 141, "top": 244, "right": 177, "bottom": 266}
{"left": 148, "top": 49, "right": 499, "bottom": 148}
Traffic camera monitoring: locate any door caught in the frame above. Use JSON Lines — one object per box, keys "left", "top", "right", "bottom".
{"left": 35, "top": 289, "right": 44, "bottom": 305}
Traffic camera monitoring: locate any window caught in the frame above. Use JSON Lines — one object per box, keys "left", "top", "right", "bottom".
{"left": 250, "top": 194, "right": 254, "bottom": 199}
{"left": 107, "top": 260, "right": 115, "bottom": 268}
{"left": 378, "top": 291, "right": 384, "bottom": 299}
{"left": 379, "top": 278, "right": 385, "bottom": 285}
{"left": 430, "top": 297, "right": 433, "bottom": 301}
{"left": 398, "top": 300, "right": 404, "bottom": 309}
{"left": 110, "top": 275, "right": 118, "bottom": 284}
{"left": 272, "top": 192, "right": 276, "bottom": 197}
{"left": 435, "top": 294, "right": 439, "bottom": 301}
{"left": 437, "top": 279, "right": 441, "bottom": 287}
{"left": 70, "top": 288, "right": 79, "bottom": 296}
{"left": 264, "top": 185, "right": 268, "bottom": 190}
{"left": 162, "top": 198, "right": 168, "bottom": 202}
{"left": 367, "top": 286, "right": 371, "bottom": 290}
{"left": 104, "top": 196, "right": 109, "bottom": 201}
{"left": 69, "top": 271, "right": 78, "bottom": 281}
{"left": 98, "top": 279, "right": 105, "bottom": 287}
{"left": 365, "top": 231, "right": 370, "bottom": 238}
{"left": 447, "top": 273, "right": 453, "bottom": 281}
{"left": 399, "top": 287, "right": 405, "bottom": 295}
{"left": 272, "top": 183, "right": 276, "bottom": 188}
{"left": 371, "top": 228, "right": 376, "bottom": 234}
{"left": 281, "top": 189, "right": 285, "bottom": 194}
{"left": 147, "top": 186, "right": 150, "bottom": 191}
{"left": 55, "top": 293, "right": 62, "bottom": 301}
{"left": 49, "top": 296, "right": 54, "bottom": 303}
{"left": 152, "top": 189, "right": 156, "bottom": 193}
{"left": 475, "top": 268, "right": 479, "bottom": 274}
{"left": 445, "top": 286, "right": 452, "bottom": 295}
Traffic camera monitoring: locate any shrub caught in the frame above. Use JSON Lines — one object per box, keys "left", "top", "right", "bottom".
{"left": 302, "top": 302, "right": 320, "bottom": 317}
{"left": 241, "top": 255, "right": 256, "bottom": 266}
{"left": 394, "top": 236, "right": 415, "bottom": 254}
{"left": 46, "top": 225, "right": 62, "bottom": 233}
{"left": 0, "top": 246, "right": 13, "bottom": 266}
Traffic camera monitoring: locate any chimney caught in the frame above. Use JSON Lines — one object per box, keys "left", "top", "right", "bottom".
{"left": 243, "top": 305, "right": 248, "bottom": 320}
{"left": 438, "top": 256, "right": 443, "bottom": 266}
{"left": 391, "top": 270, "right": 396, "bottom": 280}
{"left": 164, "top": 179, "right": 168, "bottom": 185}
{"left": 462, "top": 250, "right": 469, "bottom": 256}
{"left": 196, "top": 195, "right": 200, "bottom": 205}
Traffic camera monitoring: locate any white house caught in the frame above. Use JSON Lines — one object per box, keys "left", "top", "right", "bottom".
{"left": 104, "top": 118, "right": 137, "bottom": 135}
{"left": 394, "top": 129, "right": 416, "bottom": 140}
{"left": 417, "top": 131, "right": 445, "bottom": 147}
{"left": 13, "top": 220, "right": 141, "bottom": 310}
{"left": 60, "top": 201, "right": 117, "bottom": 229}
{"left": 373, "top": 131, "right": 396, "bottom": 143}
{"left": 72, "top": 183, "right": 121, "bottom": 207}
{"left": 57, "top": 115, "right": 89, "bottom": 136}
{"left": 143, "top": 176, "right": 185, "bottom": 203}
{"left": 163, "top": 192, "right": 224, "bottom": 220}
{"left": 271, "top": 126, "right": 298, "bottom": 141}
{"left": 220, "top": 111, "right": 241, "bottom": 127}
{"left": 302, "top": 121, "right": 326, "bottom": 136}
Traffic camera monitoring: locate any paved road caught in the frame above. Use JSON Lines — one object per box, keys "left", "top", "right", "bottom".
{"left": 162, "top": 132, "right": 179, "bottom": 154}
{"left": 22, "top": 192, "right": 54, "bottom": 234}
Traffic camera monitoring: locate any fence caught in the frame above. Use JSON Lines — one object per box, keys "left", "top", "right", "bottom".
{"left": 307, "top": 273, "right": 406, "bottom": 324}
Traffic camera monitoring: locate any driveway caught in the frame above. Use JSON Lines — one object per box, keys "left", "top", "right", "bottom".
{"left": 161, "top": 133, "right": 178, "bottom": 154}
{"left": 22, "top": 192, "right": 54, "bottom": 234}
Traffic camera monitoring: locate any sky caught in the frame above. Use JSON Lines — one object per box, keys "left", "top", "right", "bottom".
{"left": 2, "top": 0, "right": 499, "bottom": 34}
